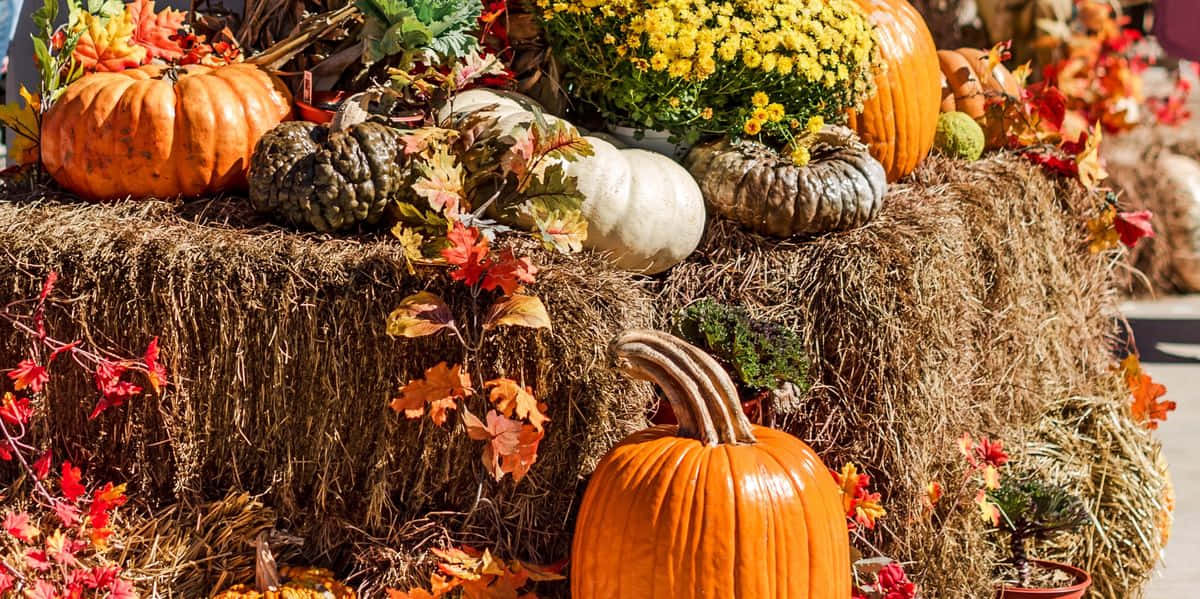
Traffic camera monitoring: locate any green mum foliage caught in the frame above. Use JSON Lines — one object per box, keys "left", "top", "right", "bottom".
{"left": 673, "top": 298, "right": 810, "bottom": 393}
{"left": 356, "top": 0, "right": 482, "bottom": 67}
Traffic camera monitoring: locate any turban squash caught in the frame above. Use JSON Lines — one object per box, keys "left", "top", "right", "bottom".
{"left": 845, "top": 0, "right": 942, "bottom": 182}
{"left": 249, "top": 120, "right": 408, "bottom": 232}
{"left": 40, "top": 63, "right": 292, "bottom": 201}
{"left": 572, "top": 329, "right": 850, "bottom": 599}
{"left": 937, "top": 48, "right": 1023, "bottom": 149}
{"left": 685, "top": 126, "right": 887, "bottom": 237}
{"left": 440, "top": 89, "right": 705, "bottom": 274}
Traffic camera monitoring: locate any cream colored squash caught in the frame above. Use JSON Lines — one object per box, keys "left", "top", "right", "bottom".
{"left": 439, "top": 89, "right": 705, "bottom": 274}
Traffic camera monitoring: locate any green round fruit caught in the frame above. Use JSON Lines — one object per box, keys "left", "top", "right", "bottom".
{"left": 934, "top": 111, "right": 985, "bottom": 161}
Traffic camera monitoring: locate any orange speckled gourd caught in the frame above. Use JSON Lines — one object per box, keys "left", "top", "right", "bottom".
{"left": 845, "top": 0, "right": 942, "bottom": 182}
{"left": 40, "top": 63, "right": 292, "bottom": 201}
{"left": 572, "top": 329, "right": 850, "bottom": 599}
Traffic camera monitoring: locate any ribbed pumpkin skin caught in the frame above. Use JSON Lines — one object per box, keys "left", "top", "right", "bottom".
{"left": 937, "top": 48, "right": 1023, "bottom": 149}
{"left": 41, "top": 63, "right": 292, "bottom": 201}
{"left": 572, "top": 424, "right": 850, "bottom": 599}
{"left": 845, "top": 0, "right": 941, "bottom": 182}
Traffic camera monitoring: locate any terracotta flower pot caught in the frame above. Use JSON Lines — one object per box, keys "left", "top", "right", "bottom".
{"left": 997, "top": 560, "right": 1091, "bottom": 599}
{"left": 295, "top": 91, "right": 424, "bottom": 127}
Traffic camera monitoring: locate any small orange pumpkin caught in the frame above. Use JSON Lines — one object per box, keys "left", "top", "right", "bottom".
{"left": 40, "top": 63, "right": 292, "bottom": 201}
{"left": 937, "top": 48, "right": 1023, "bottom": 148}
{"left": 845, "top": 0, "right": 942, "bottom": 182}
{"left": 572, "top": 329, "right": 850, "bottom": 599}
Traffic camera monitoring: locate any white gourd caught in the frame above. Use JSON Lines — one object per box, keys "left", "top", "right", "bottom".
{"left": 439, "top": 89, "right": 705, "bottom": 274}
{"left": 1158, "top": 153, "right": 1200, "bottom": 253}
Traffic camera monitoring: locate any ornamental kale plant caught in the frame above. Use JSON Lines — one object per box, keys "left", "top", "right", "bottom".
{"left": 988, "top": 479, "right": 1090, "bottom": 587}
{"left": 673, "top": 298, "right": 809, "bottom": 393}
{"left": 357, "top": 0, "right": 483, "bottom": 67}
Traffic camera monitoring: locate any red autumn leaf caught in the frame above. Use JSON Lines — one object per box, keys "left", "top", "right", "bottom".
{"left": 4, "top": 511, "right": 40, "bottom": 543}
{"left": 974, "top": 437, "right": 1009, "bottom": 468}
{"left": 1027, "top": 83, "right": 1067, "bottom": 131}
{"left": 481, "top": 249, "right": 538, "bottom": 296}
{"left": 26, "top": 579, "right": 57, "bottom": 599}
{"left": 91, "top": 482, "right": 129, "bottom": 517}
{"left": 10, "top": 359, "right": 49, "bottom": 393}
{"left": 0, "top": 393, "right": 33, "bottom": 426}
{"left": 52, "top": 501, "right": 81, "bottom": 528}
{"left": 33, "top": 449, "right": 52, "bottom": 480}
{"left": 128, "top": 0, "right": 187, "bottom": 61}
{"left": 0, "top": 570, "right": 12, "bottom": 594}
{"left": 108, "top": 577, "right": 135, "bottom": 599}
{"left": 38, "top": 271, "right": 58, "bottom": 303}
{"left": 83, "top": 565, "right": 119, "bottom": 590}
{"left": 463, "top": 409, "right": 523, "bottom": 481}
{"left": 24, "top": 548, "right": 53, "bottom": 572}
{"left": 387, "top": 589, "right": 438, "bottom": 599}
{"left": 1023, "top": 150, "right": 1078, "bottom": 178}
{"left": 390, "top": 362, "right": 474, "bottom": 425}
{"left": 1115, "top": 210, "right": 1155, "bottom": 248}
{"left": 46, "top": 529, "right": 83, "bottom": 567}
{"left": 91, "top": 361, "right": 142, "bottom": 419}
{"left": 89, "top": 526, "right": 114, "bottom": 549}
{"left": 144, "top": 337, "right": 167, "bottom": 394}
{"left": 61, "top": 462, "right": 86, "bottom": 502}
{"left": 49, "top": 341, "right": 80, "bottom": 364}
{"left": 442, "top": 223, "right": 491, "bottom": 287}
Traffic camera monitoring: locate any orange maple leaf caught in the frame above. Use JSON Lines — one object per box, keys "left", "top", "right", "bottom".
{"left": 1130, "top": 372, "right": 1175, "bottom": 429}
{"left": 390, "top": 363, "right": 474, "bottom": 425}
{"left": 485, "top": 378, "right": 549, "bottom": 432}
{"left": 463, "top": 409, "right": 541, "bottom": 482}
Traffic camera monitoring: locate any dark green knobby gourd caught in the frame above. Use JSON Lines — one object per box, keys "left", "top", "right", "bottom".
{"left": 249, "top": 120, "right": 407, "bottom": 232}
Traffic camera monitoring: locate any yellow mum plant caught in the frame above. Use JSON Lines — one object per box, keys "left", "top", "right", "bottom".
{"left": 538, "top": 0, "right": 878, "bottom": 147}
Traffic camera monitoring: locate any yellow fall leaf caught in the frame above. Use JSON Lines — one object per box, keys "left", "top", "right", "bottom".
{"left": 483, "top": 293, "right": 551, "bottom": 331}
{"left": 1076, "top": 127, "right": 1108, "bottom": 189}
{"left": 0, "top": 86, "right": 41, "bottom": 165}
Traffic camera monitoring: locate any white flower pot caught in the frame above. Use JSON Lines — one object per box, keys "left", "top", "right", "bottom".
{"left": 607, "top": 125, "right": 691, "bottom": 162}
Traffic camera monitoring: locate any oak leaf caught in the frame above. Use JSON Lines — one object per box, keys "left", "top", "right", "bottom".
{"left": 390, "top": 362, "right": 473, "bottom": 425}
{"left": 485, "top": 378, "right": 548, "bottom": 432}
{"left": 413, "top": 146, "right": 466, "bottom": 217}
{"left": 1130, "top": 372, "right": 1175, "bottom": 429}
{"left": 128, "top": 0, "right": 186, "bottom": 61}
{"left": 484, "top": 293, "right": 551, "bottom": 331}
{"left": 442, "top": 223, "right": 491, "bottom": 287}
{"left": 387, "top": 292, "right": 456, "bottom": 339}
{"left": 481, "top": 250, "right": 537, "bottom": 296}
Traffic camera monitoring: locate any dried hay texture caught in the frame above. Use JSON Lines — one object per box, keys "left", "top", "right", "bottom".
{"left": 0, "top": 153, "right": 1166, "bottom": 598}
{"left": 1106, "top": 125, "right": 1200, "bottom": 296}
{"left": 0, "top": 198, "right": 654, "bottom": 593}
{"left": 657, "top": 154, "right": 1144, "bottom": 598}
{"left": 1024, "top": 392, "right": 1170, "bottom": 599}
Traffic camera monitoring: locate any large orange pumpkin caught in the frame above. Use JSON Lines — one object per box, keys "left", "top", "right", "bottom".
{"left": 572, "top": 329, "right": 850, "bottom": 599}
{"left": 40, "top": 63, "right": 292, "bottom": 201}
{"left": 845, "top": 0, "right": 942, "bottom": 182}
{"left": 937, "top": 48, "right": 1023, "bottom": 148}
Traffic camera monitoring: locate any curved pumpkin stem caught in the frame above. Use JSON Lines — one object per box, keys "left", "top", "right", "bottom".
{"left": 255, "top": 530, "right": 281, "bottom": 592}
{"left": 613, "top": 329, "right": 756, "bottom": 446}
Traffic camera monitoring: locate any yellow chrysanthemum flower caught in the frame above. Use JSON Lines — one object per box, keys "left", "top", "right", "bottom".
{"left": 766, "top": 103, "right": 785, "bottom": 122}
{"left": 807, "top": 115, "right": 825, "bottom": 133}
{"left": 791, "top": 145, "right": 810, "bottom": 166}
{"left": 744, "top": 119, "right": 763, "bottom": 135}
{"left": 752, "top": 91, "right": 770, "bottom": 107}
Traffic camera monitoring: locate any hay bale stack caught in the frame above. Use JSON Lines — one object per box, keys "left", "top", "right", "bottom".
{"left": 1025, "top": 393, "right": 1170, "bottom": 599}
{"left": 658, "top": 155, "right": 1133, "bottom": 597}
{"left": 1106, "top": 127, "right": 1200, "bottom": 296}
{"left": 0, "top": 199, "right": 654, "bottom": 589}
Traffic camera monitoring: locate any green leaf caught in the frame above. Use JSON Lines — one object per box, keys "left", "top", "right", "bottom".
{"left": 518, "top": 163, "right": 585, "bottom": 215}
{"left": 87, "top": 0, "right": 123, "bottom": 17}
